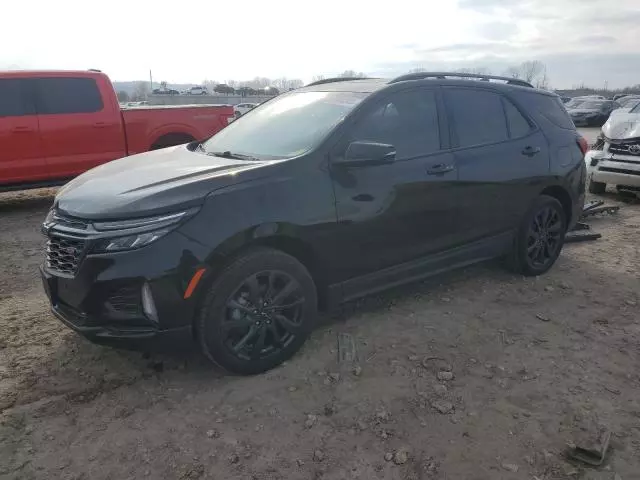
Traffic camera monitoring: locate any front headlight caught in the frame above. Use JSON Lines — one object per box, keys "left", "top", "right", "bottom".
{"left": 93, "top": 228, "right": 172, "bottom": 252}
{"left": 91, "top": 208, "right": 198, "bottom": 253}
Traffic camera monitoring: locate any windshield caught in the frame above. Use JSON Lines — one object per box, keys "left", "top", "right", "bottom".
{"left": 579, "top": 101, "right": 606, "bottom": 109}
{"left": 202, "top": 91, "right": 367, "bottom": 159}
{"left": 620, "top": 97, "right": 640, "bottom": 107}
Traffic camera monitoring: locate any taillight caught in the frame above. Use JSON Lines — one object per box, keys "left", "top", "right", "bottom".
{"left": 577, "top": 136, "right": 589, "bottom": 155}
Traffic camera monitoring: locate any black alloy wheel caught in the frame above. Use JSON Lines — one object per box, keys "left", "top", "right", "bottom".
{"left": 223, "top": 271, "right": 305, "bottom": 361}
{"left": 197, "top": 248, "right": 317, "bottom": 375}
{"left": 507, "top": 195, "right": 567, "bottom": 276}
{"left": 525, "top": 205, "right": 563, "bottom": 270}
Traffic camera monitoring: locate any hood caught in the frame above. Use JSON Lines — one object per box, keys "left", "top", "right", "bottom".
{"left": 569, "top": 108, "right": 600, "bottom": 115}
{"left": 602, "top": 112, "right": 640, "bottom": 140}
{"left": 55, "top": 145, "right": 272, "bottom": 219}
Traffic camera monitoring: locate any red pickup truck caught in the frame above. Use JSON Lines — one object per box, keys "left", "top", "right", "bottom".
{"left": 0, "top": 70, "right": 234, "bottom": 191}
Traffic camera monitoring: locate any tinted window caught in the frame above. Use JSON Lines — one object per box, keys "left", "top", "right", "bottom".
{"left": 502, "top": 98, "right": 532, "bottom": 138}
{"left": 447, "top": 89, "right": 507, "bottom": 147}
{"left": 0, "top": 79, "right": 31, "bottom": 117}
{"left": 350, "top": 89, "right": 440, "bottom": 158}
{"left": 521, "top": 93, "right": 575, "bottom": 130}
{"left": 36, "top": 78, "right": 103, "bottom": 114}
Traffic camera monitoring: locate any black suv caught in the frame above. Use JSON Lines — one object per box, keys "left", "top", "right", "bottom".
{"left": 41, "top": 73, "right": 587, "bottom": 374}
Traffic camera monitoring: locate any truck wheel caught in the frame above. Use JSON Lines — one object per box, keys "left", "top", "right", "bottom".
{"left": 506, "top": 195, "right": 567, "bottom": 277}
{"left": 197, "top": 247, "right": 317, "bottom": 375}
{"left": 588, "top": 179, "right": 606, "bottom": 194}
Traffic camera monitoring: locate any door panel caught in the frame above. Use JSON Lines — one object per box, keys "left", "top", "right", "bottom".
{"left": 34, "top": 77, "right": 126, "bottom": 179}
{"left": 329, "top": 87, "right": 459, "bottom": 283}
{"left": 0, "top": 78, "right": 46, "bottom": 185}
{"left": 445, "top": 87, "right": 550, "bottom": 243}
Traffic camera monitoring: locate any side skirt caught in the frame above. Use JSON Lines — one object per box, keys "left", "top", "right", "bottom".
{"left": 326, "top": 231, "right": 514, "bottom": 308}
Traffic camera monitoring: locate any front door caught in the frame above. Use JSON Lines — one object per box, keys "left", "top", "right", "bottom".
{"left": 444, "top": 87, "right": 550, "bottom": 243}
{"left": 33, "top": 76, "right": 126, "bottom": 179}
{"left": 0, "top": 78, "right": 46, "bottom": 186}
{"left": 329, "top": 87, "right": 459, "bottom": 287}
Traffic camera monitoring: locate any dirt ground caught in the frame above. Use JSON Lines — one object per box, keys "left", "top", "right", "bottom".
{"left": 1, "top": 186, "right": 639, "bottom": 480}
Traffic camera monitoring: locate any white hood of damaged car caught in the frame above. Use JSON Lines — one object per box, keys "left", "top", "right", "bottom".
{"left": 602, "top": 112, "right": 640, "bottom": 140}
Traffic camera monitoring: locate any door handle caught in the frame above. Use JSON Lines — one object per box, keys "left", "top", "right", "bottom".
{"left": 11, "top": 126, "right": 34, "bottom": 133}
{"left": 426, "top": 163, "right": 455, "bottom": 175}
{"left": 522, "top": 146, "right": 541, "bottom": 157}
{"left": 93, "top": 122, "right": 109, "bottom": 128}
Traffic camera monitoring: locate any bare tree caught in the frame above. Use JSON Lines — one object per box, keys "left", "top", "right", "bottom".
{"left": 311, "top": 75, "right": 325, "bottom": 83}
{"left": 520, "top": 61, "right": 545, "bottom": 83}
{"left": 338, "top": 70, "right": 366, "bottom": 78}
{"left": 408, "top": 67, "right": 427, "bottom": 73}
{"left": 503, "top": 61, "right": 548, "bottom": 86}
{"left": 454, "top": 67, "right": 492, "bottom": 75}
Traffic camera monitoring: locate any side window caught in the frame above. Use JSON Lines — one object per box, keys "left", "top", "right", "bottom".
{"left": 502, "top": 98, "right": 532, "bottom": 138}
{"left": 520, "top": 93, "right": 574, "bottom": 130}
{"left": 447, "top": 89, "right": 508, "bottom": 147}
{"left": 349, "top": 89, "right": 440, "bottom": 158}
{"left": 0, "top": 79, "right": 32, "bottom": 117}
{"left": 35, "top": 78, "right": 103, "bottom": 115}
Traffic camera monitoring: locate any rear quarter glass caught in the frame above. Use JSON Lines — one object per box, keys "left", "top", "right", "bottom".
{"left": 518, "top": 92, "right": 575, "bottom": 130}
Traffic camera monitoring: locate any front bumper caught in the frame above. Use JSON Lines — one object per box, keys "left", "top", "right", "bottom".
{"left": 587, "top": 151, "right": 640, "bottom": 188}
{"left": 40, "top": 229, "right": 211, "bottom": 352}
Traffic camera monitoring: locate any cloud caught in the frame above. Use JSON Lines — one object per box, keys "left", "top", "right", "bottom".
{"left": 580, "top": 35, "right": 617, "bottom": 45}
{"left": 474, "top": 21, "right": 519, "bottom": 40}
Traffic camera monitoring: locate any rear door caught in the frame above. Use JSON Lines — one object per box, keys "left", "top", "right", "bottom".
{"left": 0, "top": 78, "right": 46, "bottom": 185}
{"left": 445, "top": 87, "right": 549, "bottom": 243}
{"left": 329, "top": 87, "right": 460, "bottom": 284}
{"left": 34, "top": 76, "right": 126, "bottom": 179}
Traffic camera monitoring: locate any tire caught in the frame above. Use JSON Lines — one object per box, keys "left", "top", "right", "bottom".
{"left": 506, "top": 195, "right": 567, "bottom": 277}
{"left": 588, "top": 178, "right": 606, "bottom": 194}
{"left": 196, "top": 247, "right": 317, "bottom": 375}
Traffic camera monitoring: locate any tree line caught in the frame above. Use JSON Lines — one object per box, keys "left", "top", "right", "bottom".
{"left": 116, "top": 63, "right": 640, "bottom": 103}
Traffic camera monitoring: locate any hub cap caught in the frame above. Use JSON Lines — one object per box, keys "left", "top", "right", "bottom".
{"left": 222, "top": 271, "right": 305, "bottom": 361}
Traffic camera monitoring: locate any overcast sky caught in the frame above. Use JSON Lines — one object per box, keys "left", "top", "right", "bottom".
{"left": 2, "top": 0, "right": 639, "bottom": 88}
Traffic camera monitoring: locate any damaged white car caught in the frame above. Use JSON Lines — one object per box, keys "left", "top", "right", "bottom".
{"left": 585, "top": 102, "right": 640, "bottom": 194}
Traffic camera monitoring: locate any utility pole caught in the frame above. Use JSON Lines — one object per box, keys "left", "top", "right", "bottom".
{"left": 149, "top": 70, "right": 153, "bottom": 92}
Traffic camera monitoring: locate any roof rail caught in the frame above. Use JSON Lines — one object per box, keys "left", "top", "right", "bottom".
{"left": 88, "top": 68, "right": 102, "bottom": 73}
{"left": 306, "top": 77, "right": 370, "bottom": 87}
{"left": 390, "top": 72, "right": 533, "bottom": 88}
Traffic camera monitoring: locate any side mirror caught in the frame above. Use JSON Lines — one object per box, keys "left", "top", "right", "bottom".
{"left": 335, "top": 140, "right": 396, "bottom": 167}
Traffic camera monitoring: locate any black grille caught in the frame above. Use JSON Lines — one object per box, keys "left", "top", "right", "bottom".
{"left": 599, "top": 166, "right": 640, "bottom": 176}
{"left": 107, "top": 286, "right": 141, "bottom": 316}
{"left": 46, "top": 236, "right": 86, "bottom": 275}
{"left": 609, "top": 142, "right": 640, "bottom": 157}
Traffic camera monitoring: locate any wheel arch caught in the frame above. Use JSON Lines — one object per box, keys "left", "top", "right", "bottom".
{"left": 150, "top": 131, "right": 197, "bottom": 150}
{"left": 540, "top": 185, "right": 573, "bottom": 225}
{"left": 195, "top": 228, "right": 328, "bottom": 314}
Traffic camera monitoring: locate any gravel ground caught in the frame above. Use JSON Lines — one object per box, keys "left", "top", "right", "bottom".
{"left": 1, "top": 187, "right": 639, "bottom": 480}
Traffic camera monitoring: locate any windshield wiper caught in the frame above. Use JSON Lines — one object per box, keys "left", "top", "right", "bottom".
{"left": 208, "top": 151, "right": 261, "bottom": 161}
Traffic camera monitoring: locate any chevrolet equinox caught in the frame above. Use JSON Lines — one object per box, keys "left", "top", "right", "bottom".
{"left": 41, "top": 73, "right": 588, "bottom": 374}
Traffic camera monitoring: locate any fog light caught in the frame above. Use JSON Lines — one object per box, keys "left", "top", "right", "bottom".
{"left": 590, "top": 158, "right": 599, "bottom": 167}
{"left": 141, "top": 283, "right": 159, "bottom": 324}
